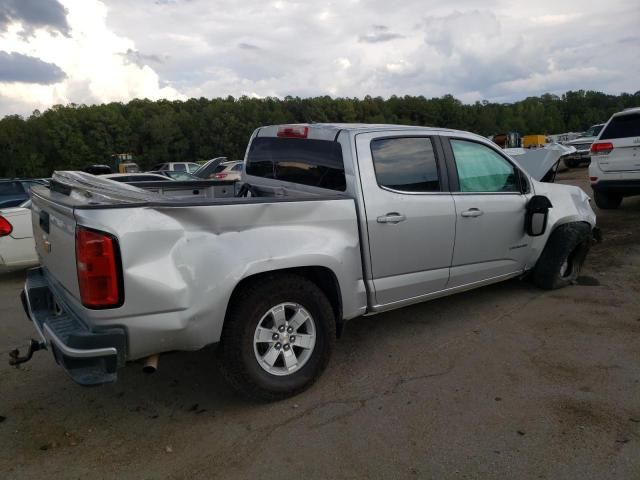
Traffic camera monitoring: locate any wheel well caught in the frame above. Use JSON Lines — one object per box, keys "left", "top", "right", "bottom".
{"left": 226, "top": 267, "right": 344, "bottom": 335}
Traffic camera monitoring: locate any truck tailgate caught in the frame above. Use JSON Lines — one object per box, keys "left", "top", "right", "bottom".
{"left": 31, "top": 188, "right": 81, "bottom": 299}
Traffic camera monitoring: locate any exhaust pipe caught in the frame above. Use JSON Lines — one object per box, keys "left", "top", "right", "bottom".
{"left": 143, "top": 354, "right": 159, "bottom": 374}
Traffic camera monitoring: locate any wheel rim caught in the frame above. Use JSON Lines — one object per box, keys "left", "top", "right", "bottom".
{"left": 253, "top": 302, "right": 316, "bottom": 376}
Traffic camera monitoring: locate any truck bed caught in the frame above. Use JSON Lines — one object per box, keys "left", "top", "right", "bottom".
{"left": 29, "top": 171, "right": 366, "bottom": 363}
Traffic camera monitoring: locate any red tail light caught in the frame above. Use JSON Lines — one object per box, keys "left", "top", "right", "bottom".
{"left": 0, "top": 216, "right": 12, "bottom": 237}
{"left": 214, "top": 173, "right": 228, "bottom": 179}
{"left": 277, "top": 125, "right": 308, "bottom": 138}
{"left": 76, "top": 227, "right": 122, "bottom": 308}
{"left": 590, "top": 142, "right": 613, "bottom": 155}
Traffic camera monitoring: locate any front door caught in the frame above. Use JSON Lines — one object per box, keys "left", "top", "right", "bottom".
{"left": 356, "top": 133, "right": 456, "bottom": 306}
{"left": 445, "top": 138, "right": 532, "bottom": 287}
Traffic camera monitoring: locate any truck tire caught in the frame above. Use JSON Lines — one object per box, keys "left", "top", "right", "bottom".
{"left": 532, "top": 222, "right": 591, "bottom": 290}
{"left": 218, "top": 273, "right": 336, "bottom": 401}
{"left": 593, "top": 190, "right": 622, "bottom": 210}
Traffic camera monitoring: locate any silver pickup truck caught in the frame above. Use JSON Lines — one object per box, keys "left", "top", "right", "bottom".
{"left": 15, "top": 123, "right": 596, "bottom": 400}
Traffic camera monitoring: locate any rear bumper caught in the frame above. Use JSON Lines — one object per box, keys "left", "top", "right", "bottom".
{"left": 591, "top": 179, "right": 640, "bottom": 197}
{"left": 21, "top": 267, "right": 127, "bottom": 385}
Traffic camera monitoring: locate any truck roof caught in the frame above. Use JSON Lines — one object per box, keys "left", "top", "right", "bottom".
{"left": 256, "top": 123, "right": 483, "bottom": 142}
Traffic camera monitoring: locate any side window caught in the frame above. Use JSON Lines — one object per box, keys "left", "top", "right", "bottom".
{"left": 370, "top": 137, "right": 440, "bottom": 192}
{"left": 450, "top": 139, "right": 519, "bottom": 193}
{"left": 173, "top": 163, "right": 186, "bottom": 172}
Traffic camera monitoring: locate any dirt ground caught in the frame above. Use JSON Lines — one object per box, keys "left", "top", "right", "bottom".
{"left": 1, "top": 170, "right": 639, "bottom": 479}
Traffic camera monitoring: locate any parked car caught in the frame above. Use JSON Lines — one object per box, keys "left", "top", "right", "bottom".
{"left": 0, "top": 179, "right": 48, "bottom": 208}
{"left": 589, "top": 108, "right": 640, "bottom": 209}
{"left": 193, "top": 157, "right": 228, "bottom": 179}
{"left": 209, "top": 160, "right": 244, "bottom": 181}
{"left": 16, "top": 123, "right": 596, "bottom": 401}
{"left": 149, "top": 162, "right": 201, "bottom": 173}
{"left": 149, "top": 170, "right": 200, "bottom": 181}
{"left": 0, "top": 199, "right": 38, "bottom": 272}
{"left": 563, "top": 123, "right": 606, "bottom": 168}
{"left": 100, "top": 173, "right": 173, "bottom": 183}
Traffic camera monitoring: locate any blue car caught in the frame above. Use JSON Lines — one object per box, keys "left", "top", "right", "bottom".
{"left": 0, "top": 179, "right": 48, "bottom": 209}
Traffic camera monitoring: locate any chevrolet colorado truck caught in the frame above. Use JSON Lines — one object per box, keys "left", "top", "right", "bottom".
{"left": 14, "top": 123, "right": 597, "bottom": 400}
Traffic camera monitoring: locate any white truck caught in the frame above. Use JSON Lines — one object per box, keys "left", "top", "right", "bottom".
{"left": 14, "top": 123, "right": 597, "bottom": 400}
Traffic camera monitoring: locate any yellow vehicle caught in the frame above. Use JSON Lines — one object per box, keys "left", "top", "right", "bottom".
{"left": 118, "top": 162, "right": 139, "bottom": 173}
{"left": 523, "top": 135, "right": 546, "bottom": 149}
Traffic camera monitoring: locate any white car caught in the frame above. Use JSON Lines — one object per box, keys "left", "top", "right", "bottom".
{"left": 209, "top": 160, "right": 244, "bottom": 181}
{"left": 589, "top": 107, "right": 640, "bottom": 209}
{"left": 0, "top": 200, "right": 38, "bottom": 272}
{"left": 149, "top": 162, "right": 201, "bottom": 173}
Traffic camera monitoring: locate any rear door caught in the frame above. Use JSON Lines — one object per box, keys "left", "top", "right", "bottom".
{"left": 443, "top": 137, "right": 532, "bottom": 287}
{"left": 355, "top": 132, "right": 456, "bottom": 306}
{"left": 596, "top": 112, "right": 640, "bottom": 172}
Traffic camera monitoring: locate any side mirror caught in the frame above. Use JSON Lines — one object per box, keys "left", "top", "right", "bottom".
{"left": 525, "top": 195, "right": 552, "bottom": 236}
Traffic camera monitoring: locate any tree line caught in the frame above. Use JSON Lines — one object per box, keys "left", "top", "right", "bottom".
{"left": 1, "top": 89, "right": 638, "bottom": 178}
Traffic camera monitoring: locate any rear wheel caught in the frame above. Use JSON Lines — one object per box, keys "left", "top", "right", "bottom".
{"left": 218, "top": 274, "right": 336, "bottom": 401}
{"left": 593, "top": 190, "right": 622, "bottom": 210}
{"left": 532, "top": 223, "right": 591, "bottom": 290}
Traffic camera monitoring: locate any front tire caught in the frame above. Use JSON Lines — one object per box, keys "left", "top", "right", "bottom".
{"left": 532, "top": 223, "right": 591, "bottom": 290}
{"left": 218, "top": 274, "right": 336, "bottom": 401}
{"left": 593, "top": 190, "right": 622, "bottom": 210}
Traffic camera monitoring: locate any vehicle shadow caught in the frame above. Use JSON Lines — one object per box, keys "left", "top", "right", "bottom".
{"left": 14, "top": 276, "right": 539, "bottom": 413}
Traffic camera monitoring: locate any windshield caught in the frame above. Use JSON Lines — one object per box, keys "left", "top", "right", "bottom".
{"left": 583, "top": 124, "right": 604, "bottom": 137}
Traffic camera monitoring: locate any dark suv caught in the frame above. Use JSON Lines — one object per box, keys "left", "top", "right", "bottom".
{"left": 0, "top": 179, "right": 48, "bottom": 208}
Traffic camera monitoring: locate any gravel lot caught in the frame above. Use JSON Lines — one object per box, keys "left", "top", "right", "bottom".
{"left": 1, "top": 170, "right": 639, "bottom": 479}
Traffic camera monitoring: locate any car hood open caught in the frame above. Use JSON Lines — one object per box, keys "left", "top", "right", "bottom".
{"left": 505, "top": 143, "right": 576, "bottom": 181}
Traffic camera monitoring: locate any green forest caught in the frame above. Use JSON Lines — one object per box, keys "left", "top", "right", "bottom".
{"left": 1, "top": 89, "right": 639, "bottom": 178}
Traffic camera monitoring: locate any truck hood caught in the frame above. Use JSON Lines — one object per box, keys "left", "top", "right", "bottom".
{"left": 505, "top": 143, "right": 576, "bottom": 181}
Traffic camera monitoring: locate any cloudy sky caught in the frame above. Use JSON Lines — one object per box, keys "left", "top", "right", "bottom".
{"left": 0, "top": 0, "right": 638, "bottom": 117}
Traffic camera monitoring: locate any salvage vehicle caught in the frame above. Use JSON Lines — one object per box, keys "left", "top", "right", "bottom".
{"left": 0, "top": 200, "right": 38, "bottom": 272}
{"left": 563, "top": 123, "right": 605, "bottom": 168}
{"left": 589, "top": 107, "right": 640, "bottom": 209}
{"left": 13, "top": 124, "right": 597, "bottom": 401}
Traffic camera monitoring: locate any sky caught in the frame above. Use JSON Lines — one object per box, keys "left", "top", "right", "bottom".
{"left": 0, "top": 0, "right": 638, "bottom": 117}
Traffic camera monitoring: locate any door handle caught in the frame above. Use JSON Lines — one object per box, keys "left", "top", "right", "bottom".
{"left": 461, "top": 208, "right": 484, "bottom": 218}
{"left": 377, "top": 213, "right": 406, "bottom": 224}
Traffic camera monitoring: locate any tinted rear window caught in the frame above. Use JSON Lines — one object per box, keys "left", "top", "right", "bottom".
{"left": 371, "top": 137, "right": 440, "bottom": 192}
{"left": 246, "top": 137, "right": 346, "bottom": 191}
{"left": 600, "top": 113, "right": 640, "bottom": 139}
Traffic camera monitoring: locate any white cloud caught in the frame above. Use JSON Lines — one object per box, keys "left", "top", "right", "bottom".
{"left": 0, "top": 0, "right": 638, "bottom": 117}
{"left": 0, "top": 0, "right": 183, "bottom": 115}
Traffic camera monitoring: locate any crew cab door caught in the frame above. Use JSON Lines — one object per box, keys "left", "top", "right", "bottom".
{"left": 355, "top": 132, "right": 456, "bottom": 306}
{"left": 443, "top": 137, "right": 532, "bottom": 287}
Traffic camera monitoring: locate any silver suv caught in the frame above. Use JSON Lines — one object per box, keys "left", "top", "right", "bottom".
{"left": 563, "top": 123, "right": 605, "bottom": 168}
{"left": 589, "top": 108, "right": 640, "bottom": 209}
